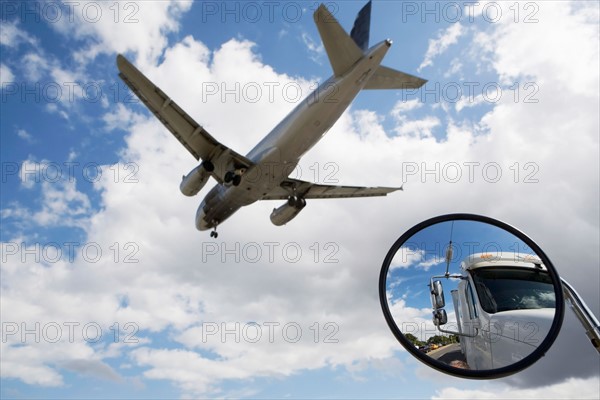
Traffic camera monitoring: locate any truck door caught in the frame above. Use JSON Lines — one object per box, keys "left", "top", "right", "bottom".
{"left": 464, "top": 279, "right": 493, "bottom": 369}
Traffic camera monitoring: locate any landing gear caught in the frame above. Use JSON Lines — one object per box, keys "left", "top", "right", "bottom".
{"left": 224, "top": 171, "right": 233, "bottom": 185}
{"left": 202, "top": 161, "right": 215, "bottom": 172}
{"left": 210, "top": 221, "right": 219, "bottom": 238}
{"left": 224, "top": 171, "right": 242, "bottom": 187}
{"left": 287, "top": 196, "right": 306, "bottom": 209}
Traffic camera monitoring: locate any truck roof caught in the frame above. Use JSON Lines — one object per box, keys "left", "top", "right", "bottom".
{"left": 460, "top": 252, "right": 546, "bottom": 272}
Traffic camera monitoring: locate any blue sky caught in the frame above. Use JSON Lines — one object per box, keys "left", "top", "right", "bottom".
{"left": 387, "top": 219, "right": 535, "bottom": 308}
{"left": 1, "top": 1, "right": 599, "bottom": 399}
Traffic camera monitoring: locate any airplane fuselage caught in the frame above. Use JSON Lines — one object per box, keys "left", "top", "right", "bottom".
{"left": 196, "top": 40, "right": 392, "bottom": 230}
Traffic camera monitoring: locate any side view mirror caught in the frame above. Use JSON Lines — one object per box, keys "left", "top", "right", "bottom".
{"left": 433, "top": 309, "right": 448, "bottom": 326}
{"left": 379, "top": 214, "right": 568, "bottom": 379}
{"left": 430, "top": 280, "right": 445, "bottom": 309}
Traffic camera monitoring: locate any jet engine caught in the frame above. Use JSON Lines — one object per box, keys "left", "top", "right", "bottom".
{"left": 270, "top": 197, "right": 306, "bottom": 226}
{"left": 180, "top": 162, "right": 214, "bottom": 197}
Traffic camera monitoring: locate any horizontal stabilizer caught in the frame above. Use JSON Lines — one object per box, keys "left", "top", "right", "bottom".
{"left": 364, "top": 65, "right": 427, "bottom": 90}
{"left": 314, "top": 4, "right": 363, "bottom": 77}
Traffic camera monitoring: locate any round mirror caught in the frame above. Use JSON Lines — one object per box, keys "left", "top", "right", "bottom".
{"left": 379, "top": 214, "right": 565, "bottom": 379}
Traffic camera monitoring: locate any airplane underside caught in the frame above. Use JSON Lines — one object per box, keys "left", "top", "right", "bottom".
{"left": 116, "top": 1, "right": 426, "bottom": 237}
{"left": 196, "top": 169, "right": 311, "bottom": 237}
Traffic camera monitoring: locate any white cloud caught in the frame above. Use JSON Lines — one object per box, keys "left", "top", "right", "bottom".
{"left": 391, "top": 98, "right": 423, "bottom": 114}
{"left": 0, "top": 19, "right": 95, "bottom": 120}
{"left": 393, "top": 114, "right": 440, "bottom": 139}
{"left": 0, "top": 20, "right": 38, "bottom": 48}
{"left": 8, "top": 157, "right": 92, "bottom": 227}
{"left": 102, "top": 103, "right": 146, "bottom": 132}
{"left": 60, "top": 359, "right": 122, "bottom": 382}
{"left": 45, "top": 103, "right": 70, "bottom": 120}
{"left": 67, "top": 150, "right": 78, "bottom": 162}
{"left": 434, "top": 376, "right": 600, "bottom": 399}
{"left": 417, "top": 258, "right": 444, "bottom": 271}
{"left": 390, "top": 98, "right": 441, "bottom": 139}
{"left": 301, "top": 32, "right": 324, "bottom": 64}
{"left": 32, "top": 180, "right": 91, "bottom": 227}
{"left": 19, "top": 49, "right": 88, "bottom": 112}
{"left": 17, "top": 128, "right": 35, "bottom": 143}
{"left": 47, "top": 0, "right": 192, "bottom": 69}
{"left": 390, "top": 248, "right": 440, "bottom": 270}
{"left": 455, "top": 93, "right": 485, "bottom": 113}
{"left": 0, "top": 343, "right": 65, "bottom": 387}
{"left": 487, "top": 1, "right": 599, "bottom": 91}
{"left": 0, "top": 204, "right": 31, "bottom": 221}
{"left": 443, "top": 58, "right": 463, "bottom": 78}
{"left": 419, "top": 24, "right": 465, "bottom": 72}
{"left": 5, "top": 178, "right": 91, "bottom": 228}
{"left": 21, "top": 52, "right": 47, "bottom": 81}
{"left": 0, "top": 63, "right": 14, "bottom": 84}
{"left": 19, "top": 157, "right": 40, "bottom": 189}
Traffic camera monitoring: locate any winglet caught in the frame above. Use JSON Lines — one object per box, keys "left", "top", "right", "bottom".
{"left": 116, "top": 53, "right": 127, "bottom": 70}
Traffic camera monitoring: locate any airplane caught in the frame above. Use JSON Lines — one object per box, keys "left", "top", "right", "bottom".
{"left": 116, "top": 1, "right": 426, "bottom": 238}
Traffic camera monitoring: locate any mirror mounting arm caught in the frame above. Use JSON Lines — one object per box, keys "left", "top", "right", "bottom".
{"left": 429, "top": 274, "right": 465, "bottom": 292}
{"left": 561, "top": 278, "right": 600, "bottom": 354}
{"left": 431, "top": 274, "right": 465, "bottom": 281}
{"left": 437, "top": 326, "right": 478, "bottom": 338}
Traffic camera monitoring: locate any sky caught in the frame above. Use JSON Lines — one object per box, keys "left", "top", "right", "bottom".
{"left": 387, "top": 219, "right": 536, "bottom": 310}
{"left": 1, "top": 0, "right": 599, "bottom": 398}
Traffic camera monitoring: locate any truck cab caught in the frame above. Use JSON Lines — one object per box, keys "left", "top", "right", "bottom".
{"left": 432, "top": 252, "right": 556, "bottom": 370}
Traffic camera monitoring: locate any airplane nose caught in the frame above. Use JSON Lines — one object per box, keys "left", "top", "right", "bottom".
{"left": 195, "top": 203, "right": 210, "bottom": 231}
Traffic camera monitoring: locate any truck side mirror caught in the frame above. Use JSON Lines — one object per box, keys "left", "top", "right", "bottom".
{"left": 430, "top": 280, "right": 445, "bottom": 309}
{"left": 433, "top": 309, "right": 447, "bottom": 326}
{"left": 380, "top": 213, "right": 565, "bottom": 379}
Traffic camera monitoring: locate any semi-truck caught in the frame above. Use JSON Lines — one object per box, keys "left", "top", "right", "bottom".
{"left": 429, "top": 252, "right": 556, "bottom": 370}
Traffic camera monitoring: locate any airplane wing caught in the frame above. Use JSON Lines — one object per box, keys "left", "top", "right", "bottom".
{"left": 116, "top": 54, "right": 254, "bottom": 182}
{"left": 261, "top": 178, "right": 402, "bottom": 200}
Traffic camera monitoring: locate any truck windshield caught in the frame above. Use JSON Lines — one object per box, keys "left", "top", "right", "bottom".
{"left": 471, "top": 267, "right": 555, "bottom": 314}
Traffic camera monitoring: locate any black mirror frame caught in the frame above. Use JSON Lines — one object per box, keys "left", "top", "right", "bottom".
{"left": 379, "top": 213, "right": 565, "bottom": 379}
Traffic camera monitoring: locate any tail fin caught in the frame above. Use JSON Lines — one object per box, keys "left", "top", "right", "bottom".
{"left": 350, "top": 1, "right": 372, "bottom": 52}
{"left": 314, "top": 2, "right": 427, "bottom": 89}
{"left": 314, "top": 4, "right": 363, "bottom": 77}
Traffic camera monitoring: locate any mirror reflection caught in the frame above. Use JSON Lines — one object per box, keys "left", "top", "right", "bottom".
{"left": 385, "top": 220, "right": 557, "bottom": 371}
